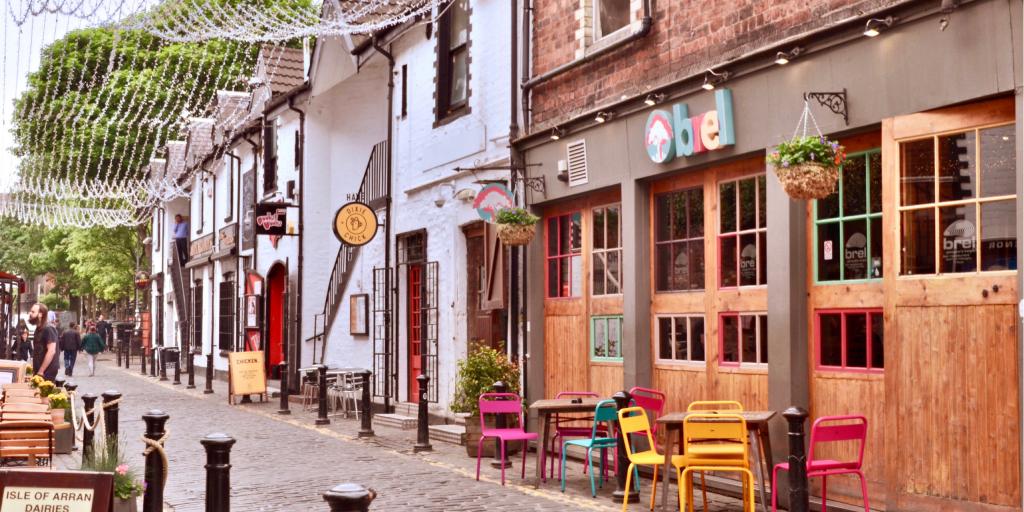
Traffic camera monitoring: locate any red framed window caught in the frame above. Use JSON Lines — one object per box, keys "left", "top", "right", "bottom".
{"left": 719, "top": 312, "right": 767, "bottom": 367}
{"left": 719, "top": 175, "right": 767, "bottom": 288}
{"left": 816, "top": 309, "right": 884, "bottom": 372}
{"left": 546, "top": 212, "right": 582, "bottom": 298}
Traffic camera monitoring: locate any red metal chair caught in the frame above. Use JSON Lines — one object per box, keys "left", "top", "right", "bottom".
{"left": 628, "top": 386, "right": 666, "bottom": 436}
{"left": 476, "top": 392, "right": 538, "bottom": 486}
{"left": 548, "top": 391, "right": 609, "bottom": 480}
{"left": 771, "top": 415, "right": 870, "bottom": 512}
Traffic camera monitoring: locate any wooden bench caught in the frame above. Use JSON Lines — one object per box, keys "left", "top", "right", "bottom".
{"left": 0, "top": 421, "right": 54, "bottom": 468}
{"left": 1, "top": 403, "right": 48, "bottom": 414}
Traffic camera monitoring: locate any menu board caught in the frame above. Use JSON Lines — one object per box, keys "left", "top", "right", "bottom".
{"left": 228, "top": 351, "right": 267, "bottom": 404}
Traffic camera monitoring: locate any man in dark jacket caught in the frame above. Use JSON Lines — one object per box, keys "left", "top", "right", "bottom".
{"left": 95, "top": 314, "right": 111, "bottom": 346}
{"left": 29, "top": 303, "right": 59, "bottom": 381}
{"left": 59, "top": 323, "right": 81, "bottom": 376}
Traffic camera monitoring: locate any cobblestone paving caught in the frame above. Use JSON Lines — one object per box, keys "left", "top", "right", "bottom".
{"left": 59, "top": 358, "right": 743, "bottom": 511}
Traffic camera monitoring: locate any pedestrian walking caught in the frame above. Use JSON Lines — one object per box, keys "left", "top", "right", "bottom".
{"left": 60, "top": 322, "right": 81, "bottom": 376}
{"left": 95, "top": 314, "right": 111, "bottom": 347}
{"left": 80, "top": 326, "right": 105, "bottom": 377}
{"left": 29, "top": 303, "right": 59, "bottom": 381}
{"left": 15, "top": 329, "right": 31, "bottom": 361}
{"left": 173, "top": 214, "right": 190, "bottom": 263}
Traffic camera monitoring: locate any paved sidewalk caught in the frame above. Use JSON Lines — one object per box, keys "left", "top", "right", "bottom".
{"left": 58, "top": 358, "right": 742, "bottom": 511}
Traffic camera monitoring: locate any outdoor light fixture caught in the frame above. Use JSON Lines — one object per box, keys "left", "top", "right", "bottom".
{"left": 644, "top": 93, "right": 666, "bottom": 106}
{"left": 550, "top": 127, "right": 564, "bottom": 141}
{"left": 864, "top": 17, "right": 894, "bottom": 37}
{"left": 774, "top": 47, "right": 802, "bottom": 66}
{"left": 594, "top": 111, "right": 612, "bottom": 123}
{"left": 702, "top": 69, "right": 730, "bottom": 91}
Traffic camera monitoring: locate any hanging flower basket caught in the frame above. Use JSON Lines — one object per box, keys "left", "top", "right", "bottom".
{"left": 494, "top": 208, "right": 540, "bottom": 246}
{"left": 769, "top": 101, "right": 847, "bottom": 200}
{"left": 774, "top": 161, "right": 841, "bottom": 200}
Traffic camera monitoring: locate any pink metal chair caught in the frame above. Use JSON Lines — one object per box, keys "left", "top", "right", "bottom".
{"left": 549, "top": 391, "right": 611, "bottom": 480}
{"left": 628, "top": 386, "right": 666, "bottom": 436}
{"left": 476, "top": 392, "right": 539, "bottom": 486}
{"left": 771, "top": 415, "right": 870, "bottom": 512}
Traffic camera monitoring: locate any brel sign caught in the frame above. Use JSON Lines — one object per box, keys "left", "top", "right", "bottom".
{"left": 644, "top": 89, "right": 735, "bottom": 164}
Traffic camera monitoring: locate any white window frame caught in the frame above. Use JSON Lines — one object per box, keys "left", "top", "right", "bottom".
{"left": 655, "top": 314, "right": 707, "bottom": 365}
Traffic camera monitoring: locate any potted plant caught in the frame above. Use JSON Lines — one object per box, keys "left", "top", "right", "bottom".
{"left": 82, "top": 441, "right": 143, "bottom": 512}
{"left": 49, "top": 390, "right": 69, "bottom": 424}
{"left": 768, "top": 135, "right": 847, "bottom": 200}
{"left": 29, "top": 374, "right": 42, "bottom": 388}
{"left": 494, "top": 207, "right": 539, "bottom": 246}
{"left": 451, "top": 345, "right": 522, "bottom": 457}
{"left": 37, "top": 380, "right": 56, "bottom": 405}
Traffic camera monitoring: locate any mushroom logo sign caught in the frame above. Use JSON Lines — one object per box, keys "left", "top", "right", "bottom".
{"left": 473, "top": 184, "right": 515, "bottom": 223}
{"left": 644, "top": 88, "right": 735, "bottom": 164}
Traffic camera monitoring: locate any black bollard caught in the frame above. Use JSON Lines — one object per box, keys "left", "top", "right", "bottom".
{"left": 150, "top": 348, "right": 157, "bottom": 377}
{"left": 171, "top": 349, "right": 181, "bottom": 385}
{"left": 125, "top": 341, "right": 131, "bottom": 370}
{"left": 140, "top": 345, "right": 148, "bottom": 376}
{"left": 204, "top": 353, "right": 214, "bottom": 394}
{"left": 187, "top": 349, "right": 196, "bottom": 389}
{"left": 101, "top": 390, "right": 121, "bottom": 444}
{"left": 357, "top": 370, "right": 374, "bottom": 438}
{"left": 611, "top": 390, "right": 639, "bottom": 503}
{"left": 413, "top": 374, "right": 432, "bottom": 453}
{"left": 200, "top": 433, "right": 236, "bottom": 512}
{"left": 117, "top": 341, "right": 123, "bottom": 367}
{"left": 55, "top": 377, "right": 65, "bottom": 390}
{"left": 159, "top": 348, "right": 168, "bottom": 381}
{"left": 277, "top": 362, "right": 290, "bottom": 415}
{"left": 142, "top": 410, "right": 169, "bottom": 512}
{"left": 65, "top": 383, "right": 78, "bottom": 451}
{"left": 323, "top": 483, "right": 376, "bottom": 512}
{"left": 490, "top": 381, "right": 510, "bottom": 469}
{"left": 81, "top": 394, "right": 98, "bottom": 464}
{"left": 315, "top": 364, "right": 330, "bottom": 426}
{"left": 784, "top": 407, "right": 810, "bottom": 512}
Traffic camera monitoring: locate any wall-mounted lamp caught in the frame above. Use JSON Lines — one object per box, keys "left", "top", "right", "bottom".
{"left": 644, "top": 93, "right": 666, "bottom": 106}
{"left": 556, "top": 160, "right": 569, "bottom": 182}
{"left": 774, "top": 47, "right": 803, "bottom": 66}
{"left": 549, "top": 127, "right": 565, "bottom": 141}
{"left": 702, "top": 69, "right": 731, "bottom": 91}
{"left": 455, "top": 188, "right": 476, "bottom": 202}
{"left": 594, "top": 111, "right": 612, "bottom": 124}
{"left": 864, "top": 16, "right": 894, "bottom": 37}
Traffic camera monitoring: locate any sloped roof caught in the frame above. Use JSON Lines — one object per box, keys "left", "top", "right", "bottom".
{"left": 185, "top": 118, "right": 216, "bottom": 169}
{"left": 258, "top": 46, "right": 305, "bottom": 95}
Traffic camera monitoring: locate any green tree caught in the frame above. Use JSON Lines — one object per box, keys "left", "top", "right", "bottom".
{"left": 65, "top": 227, "right": 142, "bottom": 303}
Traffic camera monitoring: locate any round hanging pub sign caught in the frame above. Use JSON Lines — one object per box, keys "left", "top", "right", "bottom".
{"left": 333, "top": 202, "right": 379, "bottom": 246}
{"left": 644, "top": 110, "right": 676, "bottom": 164}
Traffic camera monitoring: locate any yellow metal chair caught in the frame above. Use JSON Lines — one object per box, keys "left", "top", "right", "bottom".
{"left": 678, "top": 413, "right": 755, "bottom": 512}
{"left": 685, "top": 400, "right": 745, "bottom": 504}
{"left": 618, "top": 406, "right": 692, "bottom": 512}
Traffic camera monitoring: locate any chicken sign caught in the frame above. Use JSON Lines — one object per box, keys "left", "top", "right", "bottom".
{"left": 644, "top": 88, "right": 735, "bottom": 164}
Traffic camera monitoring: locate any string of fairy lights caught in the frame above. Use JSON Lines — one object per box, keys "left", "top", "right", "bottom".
{"left": 2, "top": 0, "right": 440, "bottom": 228}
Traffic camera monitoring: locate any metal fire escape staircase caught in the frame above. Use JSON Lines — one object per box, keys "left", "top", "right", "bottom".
{"left": 310, "top": 141, "right": 388, "bottom": 363}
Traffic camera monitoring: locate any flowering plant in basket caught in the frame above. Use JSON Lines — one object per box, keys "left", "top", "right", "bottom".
{"left": 768, "top": 135, "right": 848, "bottom": 200}
{"left": 493, "top": 207, "right": 539, "bottom": 246}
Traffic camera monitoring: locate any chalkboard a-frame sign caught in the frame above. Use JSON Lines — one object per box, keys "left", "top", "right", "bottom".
{"left": 0, "top": 469, "right": 114, "bottom": 512}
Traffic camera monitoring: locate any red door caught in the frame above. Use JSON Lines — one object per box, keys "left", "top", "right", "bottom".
{"left": 266, "top": 265, "right": 286, "bottom": 375}
{"left": 408, "top": 264, "right": 422, "bottom": 400}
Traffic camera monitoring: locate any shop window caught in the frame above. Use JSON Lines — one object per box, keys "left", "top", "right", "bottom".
{"left": 815, "top": 150, "right": 883, "bottom": 282}
{"left": 592, "top": 204, "right": 622, "bottom": 295}
{"left": 593, "top": 0, "right": 630, "bottom": 40}
{"left": 719, "top": 175, "right": 767, "bottom": 288}
{"left": 816, "top": 310, "right": 884, "bottom": 372}
{"left": 719, "top": 312, "right": 767, "bottom": 367}
{"left": 657, "top": 315, "right": 705, "bottom": 363}
{"left": 435, "top": 0, "right": 470, "bottom": 121}
{"left": 263, "top": 122, "right": 277, "bottom": 193}
{"left": 591, "top": 315, "right": 623, "bottom": 361}
{"left": 218, "top": 275, "right": 236, "bottom": 351}
{"left": 899, "top": 123, "right": 1017, "bottom": 275}
{"left": 546, "top": 212, "right": 582, "bottom": 298}
{"left": 655, "top": 187, "right": 704, "bottom": 291}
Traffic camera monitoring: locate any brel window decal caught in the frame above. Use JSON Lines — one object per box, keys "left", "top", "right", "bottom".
{"left": 644, "top": 89, "right": 735, "bottom": 164}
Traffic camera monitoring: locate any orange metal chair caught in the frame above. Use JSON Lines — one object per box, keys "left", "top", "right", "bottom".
{"left": 678, "top": 413, "right": 755, "bottom": 512}
{"left": 618, "top": 406, "right": 684, "bottom": 512}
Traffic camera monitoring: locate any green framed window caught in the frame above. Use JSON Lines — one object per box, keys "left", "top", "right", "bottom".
{"left": 814, "top": 149, "right": 883, "bottom": 283}
{"left": 591, "top": 315, "right": 623, "bottom": 361}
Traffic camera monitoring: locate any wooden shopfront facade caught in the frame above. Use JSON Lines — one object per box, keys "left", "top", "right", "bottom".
{"left": 519, "top": 0, "right": 1023, "bottom": 510}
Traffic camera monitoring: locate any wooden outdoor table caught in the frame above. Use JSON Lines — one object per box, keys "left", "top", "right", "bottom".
{"left": 656, "top": 411, "right": 776, "bottom": 512}
{"left": 528, "top": 397, "right": 604, "bottom": 486}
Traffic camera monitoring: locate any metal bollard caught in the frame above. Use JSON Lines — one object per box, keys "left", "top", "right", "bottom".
{"left": 117, "top": 341, "right": 123, "bottom": 367}
{"left": 140, "top": 343, "right": 147, "bottom": 375}
{"left": 323, "top": 483, "right": 376, "bottom": 512}
{"left": 200, "top": 433, "right": 236, "bottom": 512}
{"left": 277, "top": 362, "right": 290, "bottom": 415}
{"left": 204, "top": 353, "right": 214, "bottom": 394}
{"left": 413, "top": 374, "right": 432, "bottom": 452}
{"left": 172, "top": 349, "right": 181, "bottom": 385}
{"left": 784, "top": 407, "right": 810, "bottom": 512}
{"left": 55, "top": 377, "right": 65, "bottom": 390}
{"left": 315, "top": 364, "right": 330, "bottom": 426}
{"left": 187, "top": 349, "right": 196, "bottom": 389}
{"left": 159, "top": 348, "right": 168, "bottom": 381}
{"left": 150, "top": 348, "right": 157, "bottom": 377}
{"left": 489, "top": 381, "right": 510, "bottom": 469}
{"left": 65, "top": 383, "right": 78, "bottom": 451}
{"left": 81, "top": 394, "right": 98, "bottom": 464}
{"left": 125, "top": 341, "right": 131, "bottom": 370}
{"left": 357, "top": 370, "right": 374, "bottom": 438}
{"left": 611, "top": 390, "right": 639, "bottom": 503}
{"left": 142, "top": 410, "right": 169, "bottom": 512}
{"left": 101, "top": 390, "right": 121, "bottom": 444}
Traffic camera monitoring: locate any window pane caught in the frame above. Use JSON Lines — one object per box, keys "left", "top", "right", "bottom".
{"left": 671, "top": 242, "right": 691, "bottom": 291}
{"left": 570, "top": 255, "right": 582, "bottom": 296}
{"left": 596, "top": 0, "right": 630, "bottom": 37}
{"left": 817, "top": 191, "right": 840, "bottom": 220}
{"left": 757, "top": 175, "right": 766, "bottom": 228}
{"left": 720, "top": 236, "right": 737, "bottom": 287}
{"left": 606, "top": 251, "right": 621, "bottom": 294}
{"left": 547, "top": 217, "right": 558, "bottom": 256}
{"left": 901, "top": 209, "right": 935, "bottom": 275}
{"left": 656, "top": 194, "right": 671, "bottom": 242}
{"left": 450, "top": 0, "right": 469, "bottom": 46}
{"left": 869, "top": 152, "right": 882, "bottom": 213}
{"left": 870, "top": 217, "right": 883, "bottom": 278}
{"left": 938, "top": 131, "right": 977, "bottom": 202}
{"left": 609, "top": 318, "right": 621, "bottom": 358}
{"left": 758, "top": 315, "right": 768, "bottom": 364}
{"left": 817, "top": 222, "right": 841, "bottom": 281}
{"left": 758, "top": 231, "right": 767, "bottom": 286}
{"left": 870, "top": 313, "right": 884, "bottom": 369}
{"left": 843, "top": 156, "right": 867, "bottom": 216}
{"left": 658, "top": 318, "right": 673, "bottom": 360}
{"left": 592, "top": 252, "right": 606, "bottom": 296}
{"left": 449, "top": 49, "right": 468, "bottom": 105}
{"left": 844, "top": 219, "right": 868, "bottom": 280}
{"left": 901, "top": 138, "right": 935, "bottom": 206}
{"left": 739, "top": 233, "right": 758, "bottom": 286}
{"left": 593, "top": 208, "right": 605, "bottom": 250}
{"left": 980, "top": 200, "right": 1017, "bottom": 271}
{"left": 547, "top": 259, "right": 559, "bottom": 297}
{"left": 739, "top": 178, "right": 756, "bottom": 231}
{"left": 691, "top": 318, "right": 706, "bottom": 361}
{"left": 689, "top": 188, "right": 704, "bottom": 238}
{"left": 655, "top": 244, "right": 672, "bottom": 291}
{"left": 671, "top": 193, "right": 688, "bottom": 240}
{"left": 559, "top": 257, "right": 570, "bottom": 296}
{"left": 720, "top": 182, "right": 736, "bottom": 233}
{"left": 559, "top": 215, "right": 571, "bottom": 254}
{"left": 980, "top": 124, "right": 1015, "bottom": 198}
{"left": 721, "top": 316, "right": 738, "bottom": 363}
{"left": 689, "top": 240, "right": 705, "bottom": 290}
{"left": 940, "top": 205, "right": 977, "bottom": 273}
{"left": 593, "top": 319, "right": 607, "bottom": 357}
{"left": 741, "top": 315, "right": 757, "bottom": 364}
{"left": 570, "top": 212, "right": 582, "bottom": 252}
{"left": 607, "top": 206, "right": 620, "bottom": 248}
{"left": 820, "top": 314, "right": 842, "bottom": 366}
{"left": 674, "top": 317, "right": 688, "bottom": 361}
{"left": 846, "top": 313, "right": 868, "bottom": 368}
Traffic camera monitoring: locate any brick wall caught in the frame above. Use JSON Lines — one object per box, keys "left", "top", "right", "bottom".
{"left": 529, "top": 0, "right": 905, "bottom": 131}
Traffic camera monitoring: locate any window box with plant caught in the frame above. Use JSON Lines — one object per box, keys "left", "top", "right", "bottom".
{"left": 494, "top": 207, "right": 539, "bottom": 246}
{"left": 450, "top": 346, "right": 522, "bottom": 458}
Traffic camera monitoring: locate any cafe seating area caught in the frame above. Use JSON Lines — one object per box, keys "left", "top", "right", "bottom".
{"left": 0, "top": 381, "right": 58, "bottom": 469}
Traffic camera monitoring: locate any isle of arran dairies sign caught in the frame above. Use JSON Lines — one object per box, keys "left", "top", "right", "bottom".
{"left": 644, "top": 89, "right": 735, "bottom": 164}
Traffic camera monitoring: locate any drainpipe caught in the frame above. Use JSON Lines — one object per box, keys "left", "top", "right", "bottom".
{"left": 508, "top": 0, "right": 523, "bottom": 384}
{"left": 521, "top": 0, "right": 532, "bottom": 131}
{"left": 371, "top": 36, "right": 395, "bottom": 413}
{"left": 287, "top": 96, "right": 306, "bottom": 382}
{"left": 226, "top": 152, "right": 242, "bottom": 351}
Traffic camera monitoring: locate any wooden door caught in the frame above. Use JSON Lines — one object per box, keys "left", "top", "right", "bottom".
{"left": 465, "top": 224, "right": 506, "bottom": 351}
{"left": 408, "top": 263, "right": 423, "bottom": 400}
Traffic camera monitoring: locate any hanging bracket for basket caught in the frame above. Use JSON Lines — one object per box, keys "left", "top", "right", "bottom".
{"left": 803, "top": 89, "right": 848, "bottom": 126}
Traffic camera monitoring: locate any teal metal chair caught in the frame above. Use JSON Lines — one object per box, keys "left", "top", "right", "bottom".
{"left": 560, "top": 399, "right": 632, "bottom": 497}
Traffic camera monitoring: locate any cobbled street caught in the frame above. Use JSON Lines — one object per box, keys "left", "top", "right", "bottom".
{"left": 57, "top": 356, "right": 743, "bottom": 511}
